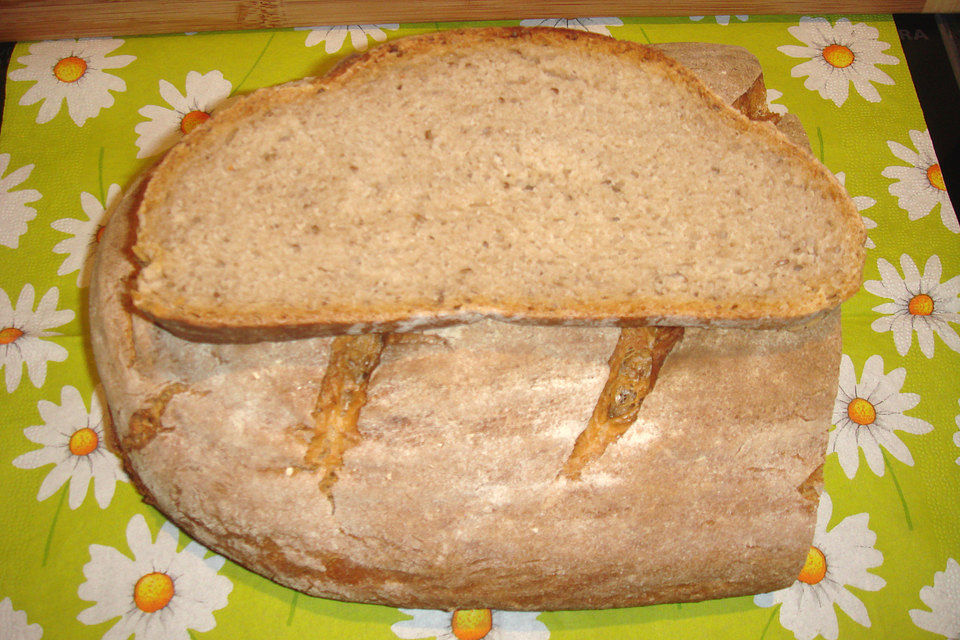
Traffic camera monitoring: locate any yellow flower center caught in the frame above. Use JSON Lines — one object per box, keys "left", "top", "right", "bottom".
{"left": 53, "top": 56, "right": 88, "bottom": 83}
{"left": 847, "top": 397, "right": 876, "bottom": 426}
{"left": 798, "top": 546, "right": 827, "bottom": 585}
{"left": 69, "top": 427, "right": 99, "bottom": 456}
{"left": 822, "top": 44, "right": 855, "bottom": 68}
{"left": 134, "top": 572, "right": 175, "bottom": 613}
{"left": 180, "top": 110, "right": 210, "bottom": 134}
{"left": 908, "top": 293, "right": 935, "bottom": 316}
{"left": 451, "top": 608, "right": 493, "bottom": 640}
{"left": 0, "top": 327, "right": 24, "bottom": 345}
{"left": 927, "top": 163, "right": 946, "bottom": 191}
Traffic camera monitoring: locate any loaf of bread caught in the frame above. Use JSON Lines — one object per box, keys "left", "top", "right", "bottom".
{"left": 90, "top": 36, "right": 845, "bottom": 610}
{"left": 130, "top": 27, "right": 864, "bottom": 343}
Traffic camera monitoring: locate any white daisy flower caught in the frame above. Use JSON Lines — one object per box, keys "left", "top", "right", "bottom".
{"left": 8, "top": 38, "right": 135, "bottom": 126}
{"left": 51, "top": 184, "right": 122, "bottom": 287}
{"left": 134, "top": 70, "right": 233, "bottom": 159}
{"left": 12, "top": 385, "right": 127, "bottom": 509}
{"left": 689, "top": 15, "right": 748, "bottom": 25}
{"left": 0, "top": 597, "right": 42, "bottom": 640}
{"left": 778, "top": 17, "right": 899, "bottom": 107}
{"left": 0, "top": 284, "right": 74, "bottom": 392}
{"left": 829, "top": 354, "right": 932, "bottom": 478}
{"left": 296, "top": 24, "right": 399, "bottom": 54}
{"left": 755, "top": 492, "right": 885, "bottom": 640}
{"left": 519, "top": 17, "right": 624, "bottom": 36}
{"left": 766, "top": 89, "right": 789, "bottom": 115}
{"left": 392, "top": 608, "right": 550, "bottom": 640}
{"left": 0, "top": 153, "right": 41, "bottom": 249}
{"left": 881, "top": 129, "right": 957, "bottom": 233}
{"left": 864, "top": 254, "right": 960, "bottom": 358}
{"left": 78, "top": 514, "right": 233, "bottom": 639}
{"left": 909, "top": 558, "right": 960, "bottom": 638}
{"left": 834, "top": 172, "right": 877, "bottom": 248}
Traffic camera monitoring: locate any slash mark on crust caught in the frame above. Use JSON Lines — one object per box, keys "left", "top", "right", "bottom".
{"left": 124, "top": 382, "right": 189, "bottom": 451}
{"left": 561, "top": 326, "right": 683, "bottom": 480}
{"left": 304, "top": 334, "right": 385, "bottom": 497}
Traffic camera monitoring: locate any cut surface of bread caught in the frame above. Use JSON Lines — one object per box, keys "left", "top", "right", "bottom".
{"left": 131, "top": 27, "right": 865, "bottom": 342}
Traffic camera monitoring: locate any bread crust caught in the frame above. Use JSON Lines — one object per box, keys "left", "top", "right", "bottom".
{"left": 130, "top": 27, "right": 865, "bottom": 343}
{"left": 90, "top": 44, "right": 843, "bottom": 609}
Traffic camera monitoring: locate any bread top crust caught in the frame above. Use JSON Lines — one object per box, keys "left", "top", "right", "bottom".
{"left": 132, "top": 27, "right": 865, "bottom": 342}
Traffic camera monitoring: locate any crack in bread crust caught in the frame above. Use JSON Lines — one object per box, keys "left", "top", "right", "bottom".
{"left": 731, "top": 73, "right": 778, "bottom": 122}
{"left": 305, "top": 335, "right": 385, "bottom": 496}
{"left": 124, "top": 382, "right": 189, "bottom": 451}
{"left": 797, "top": 463, "right": 824, "bottom": 503}
{"left": 561, "top": 327, "right": 684, "bottom": 480}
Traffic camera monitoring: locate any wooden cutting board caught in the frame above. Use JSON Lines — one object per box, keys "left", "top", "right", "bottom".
{"left": 1, "top": 0, "right": 959, "bottom": 41}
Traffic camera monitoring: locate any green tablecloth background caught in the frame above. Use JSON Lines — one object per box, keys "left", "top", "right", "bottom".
{"left": 1, "top": 14, "right": 958, "bottom": 640}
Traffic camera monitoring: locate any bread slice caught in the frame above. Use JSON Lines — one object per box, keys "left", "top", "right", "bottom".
{"left": 130, "top": 27, "right": 864, "bottom": 343}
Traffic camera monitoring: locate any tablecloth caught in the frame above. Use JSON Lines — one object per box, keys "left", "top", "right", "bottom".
{"left": 1, "top": 14, "right": 958, "bottom": 640}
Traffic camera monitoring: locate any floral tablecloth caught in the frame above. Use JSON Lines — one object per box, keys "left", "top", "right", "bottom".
{"left": 1, "top": 14, "right": 959, "bottom": 640}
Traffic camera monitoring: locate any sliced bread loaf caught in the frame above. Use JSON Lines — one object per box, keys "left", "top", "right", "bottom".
{"left": 132, "top": 27, "right": 864, "bottom": 342}
{"left": 90, "top": 39, "right": 837, "bottom": 610}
